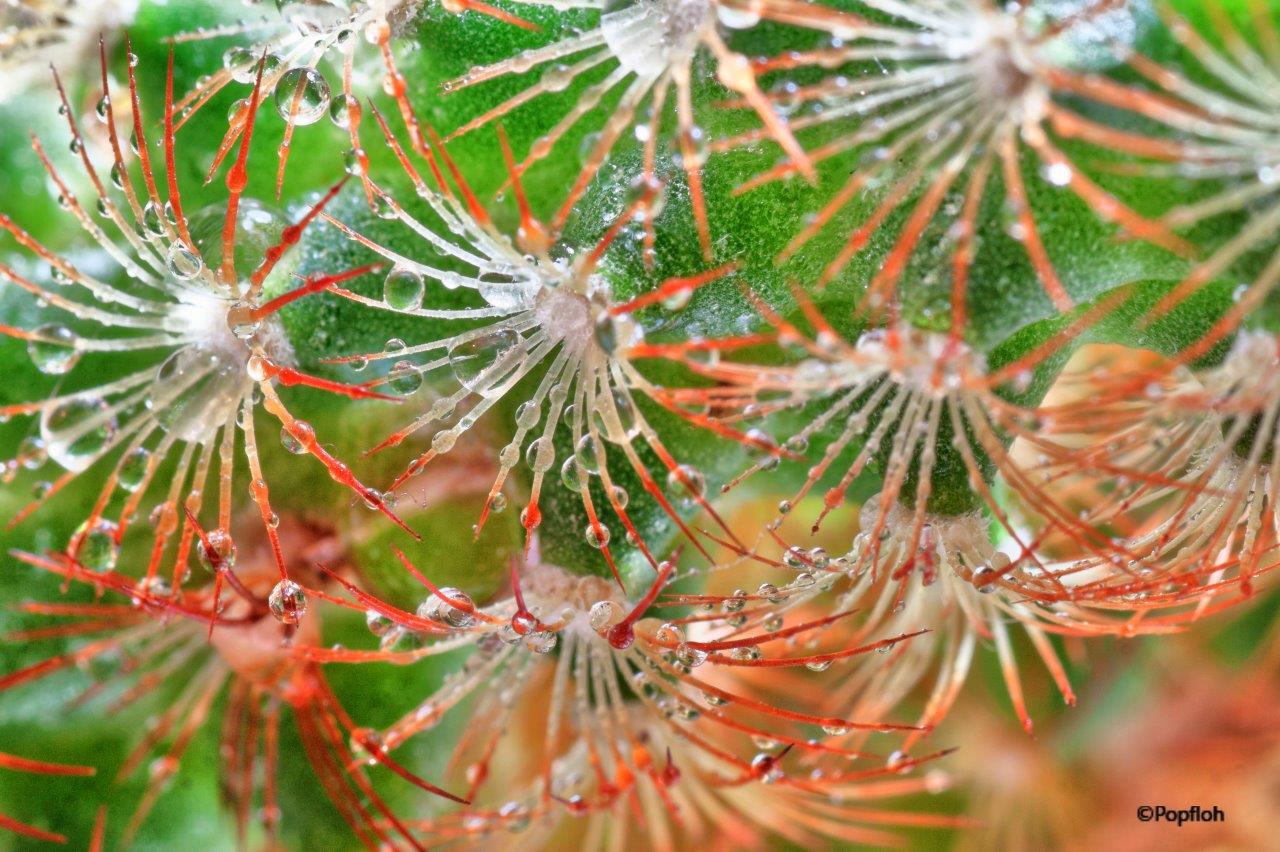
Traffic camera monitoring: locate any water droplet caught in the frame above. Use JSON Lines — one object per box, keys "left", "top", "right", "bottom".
{"left": 118, "top": 447, "right": 151, "bottom": 492}
{"left": 524, "top": 436, "right": 555, "bottom": 473}
{"left": 329, "top": 93, "right": 360, "bottom": 129}
{"left": 27, "top": 324, "right": 79, "bottom": 374}
{"left": 574, "top": 433, "right": 601, "bottom": 474}
{"left": 666, "top": 463, "right": 705, "bottom": 506}
{"left": 675, "top": 642, "right": 707, "bottom": 668}
{"left": 383, "top": 267, "right": 424, "bottom": 311}
{"left": 348, "top": 727, "right": 383, "bottom": 765}
{"left": 585, "top": 522, "right": 611, "bottom": 548}
{"left": 717, "top": 5, "right": 761, "bottom": 28}
{"left": 498, "top": 801, "right": 531, "bottom": 833}
{"left": 274, "top": 67, "right": 331, "bottom": 126}
{"left": 389, "top": 361, "right": 423, "bottom": 396}
{"left": 166, "top": 244, "right": 203, "bottom": 280}
{"left": 41, "top": 397, "right": 116, "bottom": 472}
{"left": 226, "top": 300, "right": 259, "bottom": 339}
{"left": 224, "top": 47, "right": 258, "bottom": 83}
{"left": 17, "top": 436, "right": 47, "bottom": 469}
{"left": 268, "top": 579, "right": 308, "bottom": 624}
{"left": 421, "top": 587, "right": 476, "bottom": 629}
{"left": 141, "top": 201, "right": 165, "bottom": 237}
{"left": 523, "top": 630, "right": 557, "bottom": 654}
{"left": 589, "top": 600, "right": 623, "bottom": 631}
{"left": 343, "top": 147, "right": 367, "bottom": 176}
{"left": 75, "top": 520, "right": 119, "bottom": 572}
{"left": 448, "top": 329, "right": 524, "bottom": 393}
{"left": 281, "top": 424, "right": 308, "bottom": 454}
{"left": 366, "top": 608, "right": 395, "bottom": 637}
{"left": 1042, "top": 162, "right": 1072, "bottom": 187}
{"left": 197, "top": 528, "right": 237, "bottom": 572}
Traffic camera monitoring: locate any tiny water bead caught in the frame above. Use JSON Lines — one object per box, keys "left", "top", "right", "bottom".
{"left": 522, "top": 630, "right": 557, "bottom": 654}
{"left": 674, "top": 643, "right": 708, "bottom": 668}
{"left": 497, "top": 801, "right": 532, "bottom": 833}
{"left": 585, "top": 521, "right": 611, "bottom": 548}
{"left": 15, "top": 436, "right": 47, "bottom": 470}
{"left": 223, "top": 46, "right": 258, "bottom": 82}
{"left": 26, "top": 324, "right": 79, "bottom": 374}
{"left": 971, "top": 553, "right": 1012, "bottom": 592}
{"left": 273, "top": 67, "right": 331, "bottom": 126}
{"left": 666, "top": 463, "right": 705, "bottom": 505}
{"left": 329, "top": 93, "right": 360, "bottom": 129}
{"left": 524, "top": 436, "right": 555, "bottom": 473}
{"left": 366, "top": 608, "right": 395, "bottom": 637}
{"left": 226, "top": 301, "right": 261, "bottom": 340}
{"left": 268, "top": 579, "right": 308, "bottom": 624}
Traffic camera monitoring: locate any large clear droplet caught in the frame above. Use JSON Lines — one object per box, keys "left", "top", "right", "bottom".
{"left": 166, "top": 243, "right": 203, "bottom": 280}
{"left": 224, "top": 47, "right": 258, "bottom": 83}
{"left": 75, "top": 520, "right": 120, "bottom": 573}
{"left": 593, "top": 389, "right": 640, "bottom": 443}
{"left": 448, "top": 329, "right": 524, "bottom": 394}
{"left": 382, "top": 267, "right": 424, "bottom": 311}
{"left": 421, "top": 587, "right": 476, "bottom": 629}
{"left": 589, "top": 600, "right": 623, "bottom": 631}
{"left": 41, "top": 397, "right": 116, "bottom": 472}
{"left": 274, "top": 67, "right": 331, "bottom": 126}
{"left": 585, "top": 522, "right": 611, "bottom": 549}
{"left": 666, "top": 463, "right": 705, "bottom": 507}
{"left": 148, "top": 348, "right": 244, "bottom": 443}
{"left": 118, "top": 447, "right": 152, "bottom": 493}
{"left": 389, "top": 360, "right": 423, "bottom": 396}
{"left": 27, "top": 324, "right": 79, "bottom": 374}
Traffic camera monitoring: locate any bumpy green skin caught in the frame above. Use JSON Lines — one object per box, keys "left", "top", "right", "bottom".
{"left": 276, "top": 186, "right": 487, "bottom": 378}
{"left": 351, "top": 493, "right": 520, "bottom": 605}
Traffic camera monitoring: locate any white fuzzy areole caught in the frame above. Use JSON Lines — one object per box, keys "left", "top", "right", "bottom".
{"left": 534, "top": 285, "right": 594, "bottom": 348}
{"left": 600, "top": 0, "right": 713, "bottom": 77}
{"left": 854, "top": 325, "right": 986, "bottom": 399}
{"left": 521, "top": 559, "right": 625, "bottom": 637}
{"left": 151, "top": 289, "right": 296, "bottom": 444}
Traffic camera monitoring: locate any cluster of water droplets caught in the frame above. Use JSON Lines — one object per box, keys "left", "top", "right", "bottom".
{"left": 848, "top": 496, "right": 1009, "bottom": 593}
{"left": 853, "top": 324, "right": 985, "bottom": 400}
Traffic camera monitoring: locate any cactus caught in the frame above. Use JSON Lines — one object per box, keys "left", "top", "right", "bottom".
{"left": 0, "top": 0, "right": 1277, "bottom": 848}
